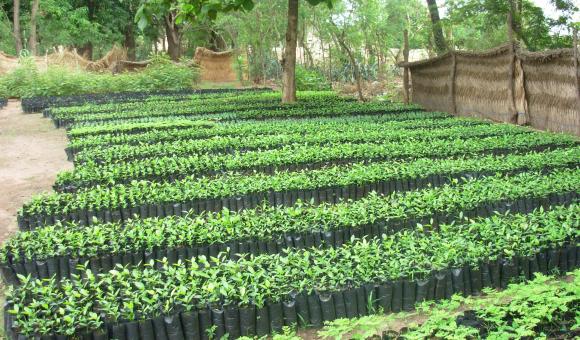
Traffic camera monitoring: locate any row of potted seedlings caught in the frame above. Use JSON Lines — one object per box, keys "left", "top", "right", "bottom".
{"left": 67, "top": 110, "right": 449, "bottom": 140}
{"left": 65, "top": 102, "right": 426, "bottom": 130}
{"left": 48, "top": 92, "right": 344, "bottom": 127}
{"left": 18, "top": 149, "right": 580, "bottom": 229}
{"left": 52, "top": 98, "right": 345, "bottom": 129}
{"left": 54, "top": 133, "right": 577, "bottom": 191}
{"left": 21, "top": 88, "right": 273, "bottom": 113}
{"left": 71, "top": 122, "right": 532, "bottom": 165}
{"left": 4, "top": 204, "right": 579, "bottom": 339}
{"left": 66, "top": 116, "right": 475, "bottom": 156}
{"left": 5, "top": 167, "right": 578, "bottom": 284}
{"left": 47, "top": 90, "right": 333, "bottom": 119}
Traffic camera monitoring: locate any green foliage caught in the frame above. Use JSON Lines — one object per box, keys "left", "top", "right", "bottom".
{"left": 70, "top": 120, "right": 522, "bottom": 165}
{"left": 65, "top": 100, "right": 423, "bottom": 128}
{"left": 0, "top": 55, "right": 199, "bottom": 98}
{"left": 294, "top": 65, "right": 332, "bottom": 91}
{"left": 320, "top": 270, "right": 580, "bottom": 339}
{"left": 6, "top": 205, "right": 579, "bottom": 336}
{"left": 56, "top": 131, "right": 576, "bottom": 190}
{"left": 0, "top": 57, "right": 39, "bottom": 98}
{"left": 445, "top": 0, "right": 579, "bottom": 50}
{"left": 0, "top": 6, "right": 15, "bottom": 55}
{"left": 67, "top": 116, "right": 476, "bottom": 151}
{"left": 7, "top": 160, "right": 579, "bottom": 263}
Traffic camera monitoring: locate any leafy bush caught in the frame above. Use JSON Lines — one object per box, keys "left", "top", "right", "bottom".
{"left": 295, "top": 65, "right": 331, "bottom": 91}
{"left": 0, "top": 55, "right": 199, "bottom": 98}
{"left": 0, "top": 81, "right": 8, "bottom": 98}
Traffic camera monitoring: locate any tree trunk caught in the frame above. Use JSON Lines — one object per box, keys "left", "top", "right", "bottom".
{"left": 403, "top": 30, "right": 410, "bottom": 104}
{"left": 123, "top": 1, "right": 136, "bottom": 61}
{"left": 507, "top": 0, "right": 528, "bottom": 46}
{"left": 282, "top": 0, "right": 299, "bottom": 103}
{"left": 300, "top": 20, "right": 314, "bottom": 67}
{"left": 342, "top": 43, "right": 364, "bottom": 101}
{"left": 426, "top": 0, "right": 447, "bottom": 55}
{"left": 573, "top": 28, "right": 579, "bottom": 109}
{"left": 78, "top": 0, "right": 96, "bottom": 60}
{"left": 77, "top": 43, "right": 93, "bottom": 60}
{"left": 124, "top": 24, "right": 136, "bottom": 61}
{"left": 164, "top": 14, "right": 181, "bottom": 61}
{"left": 303, "top": 44, "right": 314, "bottom": 68}
{"left": 28, "top": 0, "right": 40, "bottom": 55}
{"left": 209, "top": 30, "right": 227, "bottom": 52}
{"left": 330, "top": 20, "right": 364, "bottom": 101}
{"left": 328, "top": 44, "right": 332, "bottom": 81}
{"left": 13, "top": 0, "right": 23, "bottom": 54}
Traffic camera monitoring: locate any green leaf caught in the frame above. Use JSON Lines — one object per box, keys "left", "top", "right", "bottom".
{"left": 241, "top": 0, "right": 255, "bottom": 11}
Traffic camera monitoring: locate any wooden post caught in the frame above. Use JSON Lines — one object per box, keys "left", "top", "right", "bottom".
{"left": 450, "top": 51, "right": 457, "bottom": 114}
{"left": 506, "top": 12, "right": 517, "bottom": 123}
{"left": 403, "top": 29, "right": 410, "bottom": 104}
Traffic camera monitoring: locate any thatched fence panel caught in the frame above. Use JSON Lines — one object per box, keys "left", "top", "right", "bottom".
{"left": 520, "top": 51, "right": 579, "bottom": 134}
{"left": 407, "top": 55, "right": 454, "bottom": 113}
{"left": 193, "top": 47, "right": 237, "bottom": 82}
{"left": 400, "top": 43, "right": 580, "bottom": 136}
{"left": 454, "top": 52, "right": 513, "bottom": 122}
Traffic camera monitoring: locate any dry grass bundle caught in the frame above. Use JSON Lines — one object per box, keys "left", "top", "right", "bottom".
{"left": 86, "top": 45, "right": 127, "bottom": 72}
{"left": 0, "top": 45, "right": 128, "bottom": 74}
{"left": 193, "top": 47, "right": 237, "bottom": 82}
{"left": 110, "top": 60, "right": 150, "bottom": 74}
{"left": 46, "top": 49, "right": 90, "bottom": 70}
{"left": 0, "top": 51, "right": 49, "bottom": 73}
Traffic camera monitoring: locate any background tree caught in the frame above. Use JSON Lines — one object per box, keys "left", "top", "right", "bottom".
{"left": 28, "top": 0, "right": 38, "bottom": 55}
{"left": 445, "top": 0, "right": 578, "bottom": 51}
{"left": 1, "top": 0, "right": 576, "bottom": 92}
{"left": 144, "top": 0, "right": 333, "bottom": 103}
{"left": 12, "top": 0, "right": 22, "bottom": 53}
{"left": 426, "top": 0, "right": 447, "bottom": 54}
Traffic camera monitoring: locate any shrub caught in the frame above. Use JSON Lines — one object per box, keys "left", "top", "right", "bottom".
{"left": 295, "top": 65, "right": 331, "bottom": 91}
{"left": 0, "top": 54, "right": 199, "bottom": 98}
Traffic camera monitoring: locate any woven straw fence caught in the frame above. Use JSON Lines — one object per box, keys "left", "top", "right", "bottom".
{"left": 400, "top": 43, "right": 580, "bottom": 136}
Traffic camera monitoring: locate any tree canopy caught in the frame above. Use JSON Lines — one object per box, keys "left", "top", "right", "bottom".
{"left": 0, "top": 0, "right": 577, "bottom": 77}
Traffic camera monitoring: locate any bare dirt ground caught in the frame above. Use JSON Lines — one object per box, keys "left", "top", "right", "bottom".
{"left": 0, "top": 100, "right": 71, "bottom": 338}
{"left": 0, "top": 100, "right": 72, "bottom": 244}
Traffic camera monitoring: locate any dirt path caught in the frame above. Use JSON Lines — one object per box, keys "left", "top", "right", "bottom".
{"left": 0, "top": 100, "right": 72, "bottom": 244}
